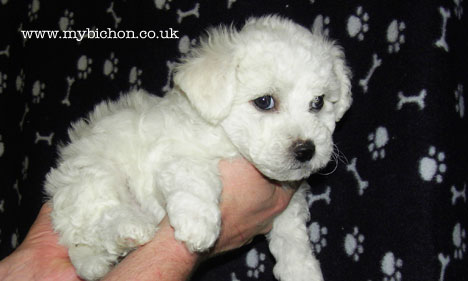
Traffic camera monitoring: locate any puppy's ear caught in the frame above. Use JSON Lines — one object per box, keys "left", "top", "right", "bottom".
{"left": 330, "top": 46, "right": 352, "bottom": 122}
{"left": 174, "top": 27, "right": 238, "bottom": 125}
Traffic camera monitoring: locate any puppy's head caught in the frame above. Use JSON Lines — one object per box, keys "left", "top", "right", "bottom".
{"left": 174, "top": 15, "right": 352, "bottom": 181}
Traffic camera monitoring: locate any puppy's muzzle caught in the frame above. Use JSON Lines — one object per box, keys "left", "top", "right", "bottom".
{"left": 293, "top": 140, "right": 315, "bottom": 162}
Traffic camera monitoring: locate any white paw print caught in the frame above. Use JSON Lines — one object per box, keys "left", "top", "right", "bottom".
{"left": 387, "top": 20, "right": 406, "bottom": 53}
{"left": 77, "top": 55, "right": 92, "bottom": 79}
{"left": 0, "top": 134, "right": 4, "bottom": 158}
{"left": 347, "top": 6, "right": 369, "bottom": 41}
{"left": 129, "top": 66, "right": 143, "bottom": 90}
{"left": 368, "top": 126, "right": 389, "bottom": 160}
{"left": 246, "top": 248, "right": 265, "bottom": 279}
{"left": 312, "top": 14, "right": 331, "bottom": 37}
{"left": 453, "top": 0, "right": 464, "bottom": 20}
{"left": 381, "top": 252, "right": 403, "bottom": 281}
{"left": 178, "top": 35, "right": 197, "bottom": 54}
{"left": 58, "top": 9, "right": 74, "bottom": 31}
{"left": 344, "top": 227, "right": 365, "bottom": 262}
{"left": 16, "top": 69, "right": 25, "bottom": 93}
{"left": 453, "top": 223, "right": 466, "bottom": 259}
{"left": 308, "top": 222, "right": 327, "bottom": 254}
{"left": 28, "top": 0, "right": 40, "bottom": 21}
{"left": 103, "top": 52, "right": 119, "bottom": 79}
{"left": 455, "top": 84, "right": 465, "bottom": 118}
{"left": 11, "top": 229, "right": 19, "bottom": 248}
{"left": 32, "top": 80, "right": 45, "bottom": 103}
{"left": 419, "top": 146, "right": 447, "bottom": 183}
{"left": 155, "top": 0, "right": 172, "bottom": 10}
{"left": 0, "top": 72, "right": 7, "bottom": 94}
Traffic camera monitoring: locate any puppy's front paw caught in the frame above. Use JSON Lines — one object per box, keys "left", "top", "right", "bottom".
{"left": 172, "top": 212, "right": 221, "bottom": 252}
{"left": 168, "top": 201, "right": 221, "bottom": 252}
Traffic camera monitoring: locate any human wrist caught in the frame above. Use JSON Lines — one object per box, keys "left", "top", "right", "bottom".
{"left": 153, "top": 218, "right": 201, "bottom": 275}
{"left": 103, "top": 217, "right": 199, "bottom": 281}
{"left": 0, "top": 249, "right": 37, "bottom": 281}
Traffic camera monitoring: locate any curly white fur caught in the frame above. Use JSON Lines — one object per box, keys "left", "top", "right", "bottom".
{"left": 45, "top": 15, "right": 351, "bottom": 281}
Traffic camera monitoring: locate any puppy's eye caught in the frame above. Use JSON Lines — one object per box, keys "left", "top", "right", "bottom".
{"left": 310, "top": 95, "right": 324, "bottom": 112}
{"left": 253, "top": 95, "right": 275, "bottom": 110}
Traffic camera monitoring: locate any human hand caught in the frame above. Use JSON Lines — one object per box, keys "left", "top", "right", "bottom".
{"left": 0, "top": 204, "right": 80, "bottom": 281}
{"left": 0, "top": 157, "right": 295, "bottom": 281}
{"left": 213, "top": 157, "right": 295, "bottom": 254}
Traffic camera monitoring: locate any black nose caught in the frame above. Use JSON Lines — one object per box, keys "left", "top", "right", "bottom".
{"left": 294, "top": 140, "right": 315, "bottom": 162}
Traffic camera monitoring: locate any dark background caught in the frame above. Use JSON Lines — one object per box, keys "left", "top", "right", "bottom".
{"left": 0, "top": 0, "right": 467, "bottom": 280}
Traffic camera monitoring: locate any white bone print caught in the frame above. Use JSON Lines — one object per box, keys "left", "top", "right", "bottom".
{"left": 359, "top": 54, "right": 382, "bottom": 93}
{"left": 397, "top": 89, "right": 426, "bottom": 110}
{"left": 435, "top": 7, "right": 451, "bottom": 52}
{"left": 177, "top": 3, "right": 200, "bottom": 24}
{"left": 347, "top": 158, "right": 369, "bottom": 196}
{"left": 106, "top": 2, "right": 122, "bottom": 28}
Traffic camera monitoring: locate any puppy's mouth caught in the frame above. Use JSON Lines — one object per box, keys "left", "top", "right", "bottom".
{"left": 262, "top": 161, "right": 314, "bottom": 182}
{"left": 286, "top": 151, "right": 333, "bottom": 179}
{"left": 248, "top": 141, "right": 330, "bottom": 182}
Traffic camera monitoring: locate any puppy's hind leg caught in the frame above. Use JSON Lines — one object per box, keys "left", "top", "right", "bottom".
{"left": 101, "top": 205, "right": 160, "bottom": 250}
{"left": 69, "top": 244, "right": 118, "bottom": 281}
{"left": 48, "top": 163, "right": 159, "bottom": 279}
{"left": 69, "top": 205, "right": 159, "bottom": 280}
{"left": 268, "top": 184, "right": 324, "bottom": 281}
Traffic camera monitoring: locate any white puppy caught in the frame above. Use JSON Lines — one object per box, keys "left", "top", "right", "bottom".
{"left": 45, "top": 15, "right": 351, "bottom": 281}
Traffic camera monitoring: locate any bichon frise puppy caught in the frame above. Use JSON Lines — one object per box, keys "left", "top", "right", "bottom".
{"left": 45, "top": 15, "right": 351, "bottom": 281}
